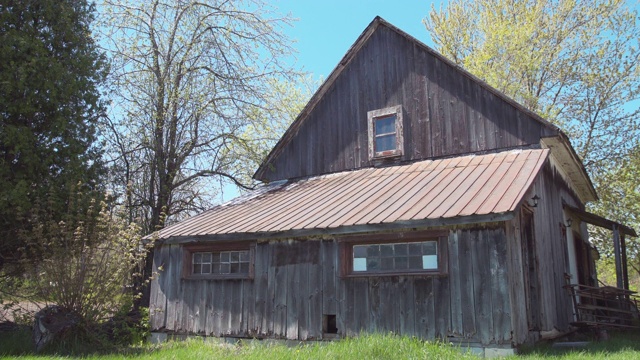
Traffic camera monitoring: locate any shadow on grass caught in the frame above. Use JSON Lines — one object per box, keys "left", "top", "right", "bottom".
{"left": 518, "top": 330, "right": 640, "bottom": 357}
{"left": 0, "top": 327, "right": 157, "bottom": 358}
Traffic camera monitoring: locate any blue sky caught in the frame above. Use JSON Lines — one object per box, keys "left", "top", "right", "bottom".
{"left": 222, "top": 0, "right": 441, "bottom": 201}
{"left": 276, "top": 0, "right": 440, "bottom": 79}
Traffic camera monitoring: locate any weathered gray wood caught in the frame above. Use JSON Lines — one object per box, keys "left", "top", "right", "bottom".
{"left": 398, "top": 277, "right": 416, "bottom": 336}
{"left": 365, "top": 278, "right": 380, "bottom": 332}
{"left": 256, "top": 24, "right": 556, "bottom": 183}
{"left": 297, "top": 262, "right": 310, "bottom": 340}
{"left": 459, "top": 231, "right": 476, "bottom": 339}
{"left": 271, "top": 255, "right": 288, "bottom": 337}
{"left": 254, "top": 242, "right": 270, "bottom": 335}
{"left": 473, "top": 229, "right": 495, "bottom": 344}
{"left": 490, "top": 228, "right": 511, "bottom": 343}
{"left": 448, "top": 231, "right": 462, "bottom": 336}
{"left": 150, "top": 244, "right": 169, "bottom": 330}
{"left": 286, "top": 261, "right": 300, "bottom": 340}
{"left": 413, "top": 278, "right": 434, "bottom": 339}
{"left": 321, "top": 240, "right": 337, "bottom": 315}
{"left": 308, "top": 249, "right": 323, "bottom": 339}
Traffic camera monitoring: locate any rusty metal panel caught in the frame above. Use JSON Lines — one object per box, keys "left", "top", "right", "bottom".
{"left": 154, "top": 149, "right": 549, "bottom": 239}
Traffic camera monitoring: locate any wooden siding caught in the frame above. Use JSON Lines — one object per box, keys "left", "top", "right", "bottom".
{"left": 150, "top": 227, "right": 515, "bottom": 345}
{"left": 506, "top": 161, "right": 582, "bottom": 341}
{"left": 259, "top": 26, "right": 556, "bottom": 182}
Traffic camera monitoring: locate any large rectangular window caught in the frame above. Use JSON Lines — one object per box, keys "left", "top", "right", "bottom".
{"left": 183, "top": 242, "right": 254, "bottom": 279}
{"left": 367, "top": 105, "right": 404, "bottom": 160}
{"left": 352, "top": 241, "right": 438, "bottom": 273}
{"left": 340, "top": 231, "right": 447, "bottom": 277}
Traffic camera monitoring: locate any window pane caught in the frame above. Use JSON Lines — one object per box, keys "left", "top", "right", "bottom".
{"left": 240, "top": 262, "right": 249, "bottom": 274}
{"left": 394, "top": 256, "right": 407, "bottom": 269}
{"left": 202, "top": 253, "right": 212, "bottom": 263}
{"left": 381, "top": 257, "right": 394, "bottom": 270}
{"left": 202, "top": 263, "right": 211, "bottom": 274}
{"left": 375, "top": 115, "right": 396, "bottom": 134}
{"left": 408, "top": 243, "right": 422, "bottom": 254}
{"left": 408, "top": 256, "right": 422, "bottom": 269}
{"left": 220, "top": 252, "right": 230, "bottom": 263}
{"left": 375, "top": 134, "right": 396, "bottom": 152}
{"left": 423, "top": 242, "right": 437, "bottom": 256}
{"left": 193, "top": 253, "right": 202, "bottom": 264}
{"left": 353, "top": 258, "right": 367, "bottom": 272}
{"left": 423, "top": 255, "right": 438, "bottom": 270}
{"left": 239, "top": 251, "right": 249, "bottom": 262}
{"left": 394, "top": 243, "right": 408, "bottom": 256}
{"left": 353, "top": 245, "right": 367, "bottom": 258}
{"left": 230, "top": 263, "right": 239, "bottom": 273}
{"left": 220, "top": 263, "right": 230, "bottom": 274}
{"left": 231, "top": 251, "right": 239, "bottom": 262}
{"left": 367, "top": 258, "right": 380, "bottom": 271}
{"left": 193, "top": 264, "right": 202, "bottom": 274}
{"left": 380, "top": 244, "right": 394, "bottom": 257}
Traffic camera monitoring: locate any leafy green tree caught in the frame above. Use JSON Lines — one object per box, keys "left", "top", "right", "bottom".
{"left": 425, "top": 0, "right": 640, "bottom": 173}
{"left": 0, "top": 0, "right": 108, "bottom": 274}
{"left": 425, "top": 0, "right": 640, "bottom": 281}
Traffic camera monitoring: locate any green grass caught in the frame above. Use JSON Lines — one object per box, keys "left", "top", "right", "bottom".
{"left": 2, "top": 330, "right": 640, "bottom": 359}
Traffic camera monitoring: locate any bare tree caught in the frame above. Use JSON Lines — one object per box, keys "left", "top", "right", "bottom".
{"left": 98, "top": 0, "right": 304, "bottom": 233}
{"left": 97, "top": 0, "right": 310, "bottom": 307}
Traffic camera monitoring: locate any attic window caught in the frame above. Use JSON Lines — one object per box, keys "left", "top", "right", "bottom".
{"left": 368, "top": 105, "right": 403, "bottom": 159}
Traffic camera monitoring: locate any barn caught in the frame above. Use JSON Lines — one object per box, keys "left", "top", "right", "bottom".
{"left": 148, "top": 17, "right": 636, "bottom": 353}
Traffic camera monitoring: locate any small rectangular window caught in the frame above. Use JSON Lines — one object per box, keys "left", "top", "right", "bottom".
{"left": 183, "top": 242, "right": 255, "bottom": 279}
{"left": 368, "top": 105, "right": 403, "bottom": 159}
{"left": 192, "top": 250, "right": 250, "bottom": 275}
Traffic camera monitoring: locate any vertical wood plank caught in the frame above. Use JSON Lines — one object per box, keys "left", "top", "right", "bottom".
{"left": 490, "top": 228, "right": 512, "bottom": 343}
{"left": 459, "top": 231, "right": 477, "bottom": 339}
{"left": 413, "top": 277, "right": 435, "bottom": 339}
{"left": 448, "top": 231, "right": 462, "bottom": 336}
{"left": 472, "top": 230, "right": 494, "bottom": 345}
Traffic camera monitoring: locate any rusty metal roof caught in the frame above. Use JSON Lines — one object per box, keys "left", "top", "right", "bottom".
{"left": 154, "top": 149, "right": 548, "bottom": 241}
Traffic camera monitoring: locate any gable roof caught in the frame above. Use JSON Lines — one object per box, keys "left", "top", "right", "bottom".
{"left": 155, "top": 148, "right": 548, "bottom": 242}
{"left": 254, "top": 16, "right": 562, "bottom": 181}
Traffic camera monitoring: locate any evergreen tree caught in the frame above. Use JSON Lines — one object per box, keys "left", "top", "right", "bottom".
{"left": 0, "top": 0, "right": 107, "bottom": 271}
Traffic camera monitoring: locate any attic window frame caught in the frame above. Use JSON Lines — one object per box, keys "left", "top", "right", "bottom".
{"left": 182, "top": 242, "right": 255, "bottom": 280}
{"left": 339, "top": 230, "right": 448, "bottom": 277}
{"left": 368, "top": 105, "right": 404, "bottom": 160}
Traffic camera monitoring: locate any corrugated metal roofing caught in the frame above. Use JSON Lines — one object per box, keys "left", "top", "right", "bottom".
{"left": 154, "top": 149, "right": 548, "bottom": 240}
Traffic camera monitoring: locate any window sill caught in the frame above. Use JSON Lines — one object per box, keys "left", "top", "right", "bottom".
{"left": 342, "top": 270, "right": 447, "bottom": 278}
{"left": 183, "top": 274, "right": 252, "bottom": 281}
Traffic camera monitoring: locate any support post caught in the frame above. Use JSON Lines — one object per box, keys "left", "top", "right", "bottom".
{"left": 621, "top": 233, "right": 629, "bottom": 291}
{"left": 612, "top": 225, "right": 623, "bottom": 289}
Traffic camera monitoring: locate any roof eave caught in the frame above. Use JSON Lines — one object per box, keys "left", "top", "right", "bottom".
{"left": 540, "top": 135, "right": 598, "bottom": 203}
{"left": 159, "top": 211, "right": 516, "bottom": 244}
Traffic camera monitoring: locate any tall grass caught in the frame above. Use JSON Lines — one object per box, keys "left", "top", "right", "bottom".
{"left": 3, "top": 330, "right": 640, "bottom": 359}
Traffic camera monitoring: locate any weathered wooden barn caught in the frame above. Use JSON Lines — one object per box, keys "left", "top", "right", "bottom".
{"left": 148, "top": 17, "right": 636, "bottom": 352}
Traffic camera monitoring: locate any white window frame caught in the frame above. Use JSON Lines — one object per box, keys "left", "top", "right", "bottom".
{"left": 367, "top": 105, "right": 404, "bottom": 160}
